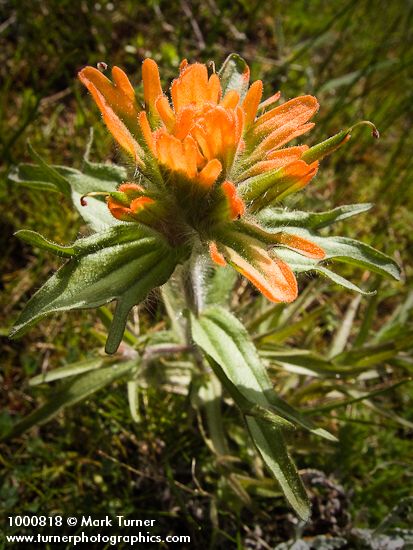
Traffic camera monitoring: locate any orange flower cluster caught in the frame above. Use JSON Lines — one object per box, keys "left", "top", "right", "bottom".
{"left": 78, "top": 58, "right": 325, "bottom": 303}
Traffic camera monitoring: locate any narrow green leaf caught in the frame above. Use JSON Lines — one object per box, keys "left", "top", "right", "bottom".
{"left": 198, "top": 358, "right": 307, "bottom": 516}
{"left": 255, "top": 305, "right": 327, "bottom": 343}
{"left": 318, "top": 60, "right": 396, "bottom": 93}
{"left": 246, "top": 417, "right": 311, "bottom": 521}
{"left": 305, "top": 379, "right": 412, "bottom": 415}
{"left": 373, "top": 290, "right": 413, "bottom": 343}
{"left": 328, "top": 295, "right": 362, "bottom": 357}
{"left": 127, "top": 379, "right": 141, "bottom": 423}
{"left": 261, "top": 348, "right": 398, "bottom": 378}
{"left": 354, "top": 290, "right": 380, "bottom": 346}
{"left": 191, "top": 307, "right": 339, "bottom": 517}
{"left": 15, "top": 230, "right": 76, "bottom": 257}
{"left": 27, "top": 142, "right": 71, "bottom": 196}
{"left": 258, "top": 204, "right": 373, "bottom": 230}
{"left": 315, "top": 265, "right": 374, "bottom": 295}
{"left": 332, "top": 332, "right": 413, "bottom": 366}
{"left": 8, "top": 163, "right": 70, "bottom": 194}
{"left": 29, "top": 357, "right": 105, "bottom": 386}
{"left": 218, "top": 53, "right": 250, "bottom": 99}
{"left": 3, "top": 361, "right": 136, "bottom": 440}
{"left": 248, "top": 404, "right": 295, "bottom": 429}
{"left": 200, "top": 358, "right": 295, "bottom": 431}
{"left": 261, "top": 350, "right": 346, "bottom": 378}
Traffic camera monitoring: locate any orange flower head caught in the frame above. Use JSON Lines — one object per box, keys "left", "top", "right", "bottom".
{"left": 78, "top": 55, "right": 331, "bottom": 304}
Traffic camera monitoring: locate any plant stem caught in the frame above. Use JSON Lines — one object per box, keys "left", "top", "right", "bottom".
{"left": 182, "top": 251, "right": 207, "bottom": 315}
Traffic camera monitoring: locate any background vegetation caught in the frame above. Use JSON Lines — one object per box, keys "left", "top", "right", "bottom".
{"left": 1, "top": 0, "right": 412, "bottom": 548}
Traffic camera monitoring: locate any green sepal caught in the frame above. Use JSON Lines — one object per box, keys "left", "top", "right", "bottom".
{"left": 218, "top": 53, "right": 250, "bottom": 100}
{"left": 9, "top": 225, "right": 184, "bottom": 354}
{"left": 110, "top": 187, "right": 149, "bottom": 205}
{"left": 302, "top": 121, "right": 379, "bottom": 164}
{"left": 302, "top": 129, "right": 350, "bottom": 164}
{"left": 237, "top": 162, "right": 316, "bottom": 209}
{"left": 109, "top": 191, "right": 130, "bottom": 206}
{"left": 237, "top": 165, "right": 293, "bottom": 206}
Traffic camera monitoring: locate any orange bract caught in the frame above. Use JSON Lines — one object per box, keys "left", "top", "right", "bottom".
{"left": 79, "top": 57, "right": 325, "bottom": 305}
{"left": 79, "top": 59, "right": 320, "bottom": 200}
{"left": 142, "top": 58, "right": 163, "bottom": 116}
{"left": 217, "top": 240, "right": 298, "bottom": 303}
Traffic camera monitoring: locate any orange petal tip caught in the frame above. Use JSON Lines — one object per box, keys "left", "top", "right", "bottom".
{"left": 221, "top": 181, "right": 245, "bottom": 219}
{"left": 209, "top": 242, "right": 227, "bottom": 266}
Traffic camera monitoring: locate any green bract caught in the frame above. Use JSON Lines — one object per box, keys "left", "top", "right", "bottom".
{"left": 10, "top": 224, "right": 187, "bottom": 354}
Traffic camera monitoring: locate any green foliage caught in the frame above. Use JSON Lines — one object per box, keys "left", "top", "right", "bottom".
{"left": 3, "top": 360, "right": 136, "bottom": 439}
{"left": 10, "top": 225, "right": 184, "bottom": 353}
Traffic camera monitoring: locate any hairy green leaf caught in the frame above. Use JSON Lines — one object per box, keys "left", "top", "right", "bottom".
{"left": 258, "top": 204, "right": 373, "bottom": 230}
{"left": 191, "top": 306, "right": 335, "bottom": 439}
{"left": 15, "top": 230, "right": 76, "bottom": 257}
{"left": 191, "top": 306, "right": 338, "bottom": 518}
{"left": 10, "top": 225, "right": 183, "bottom": 353}
{"left": 8, "top": 143, "right": 126, "bottom": 231}
{"left": 315, "top": 265, "right": 374, "bottom": 295}
{"left": 82, "top": 157, "right": 127, "bottom": 183}
{"left": 246, "top": 417, "right": 310, "bottom": 521}
{"left": 8, "top": 162, "right": 74, "bottom": 195}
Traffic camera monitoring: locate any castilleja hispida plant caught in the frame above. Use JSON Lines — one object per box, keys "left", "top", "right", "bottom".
{"left": 9, "top": 55, "right": 400, "bottom": 519}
